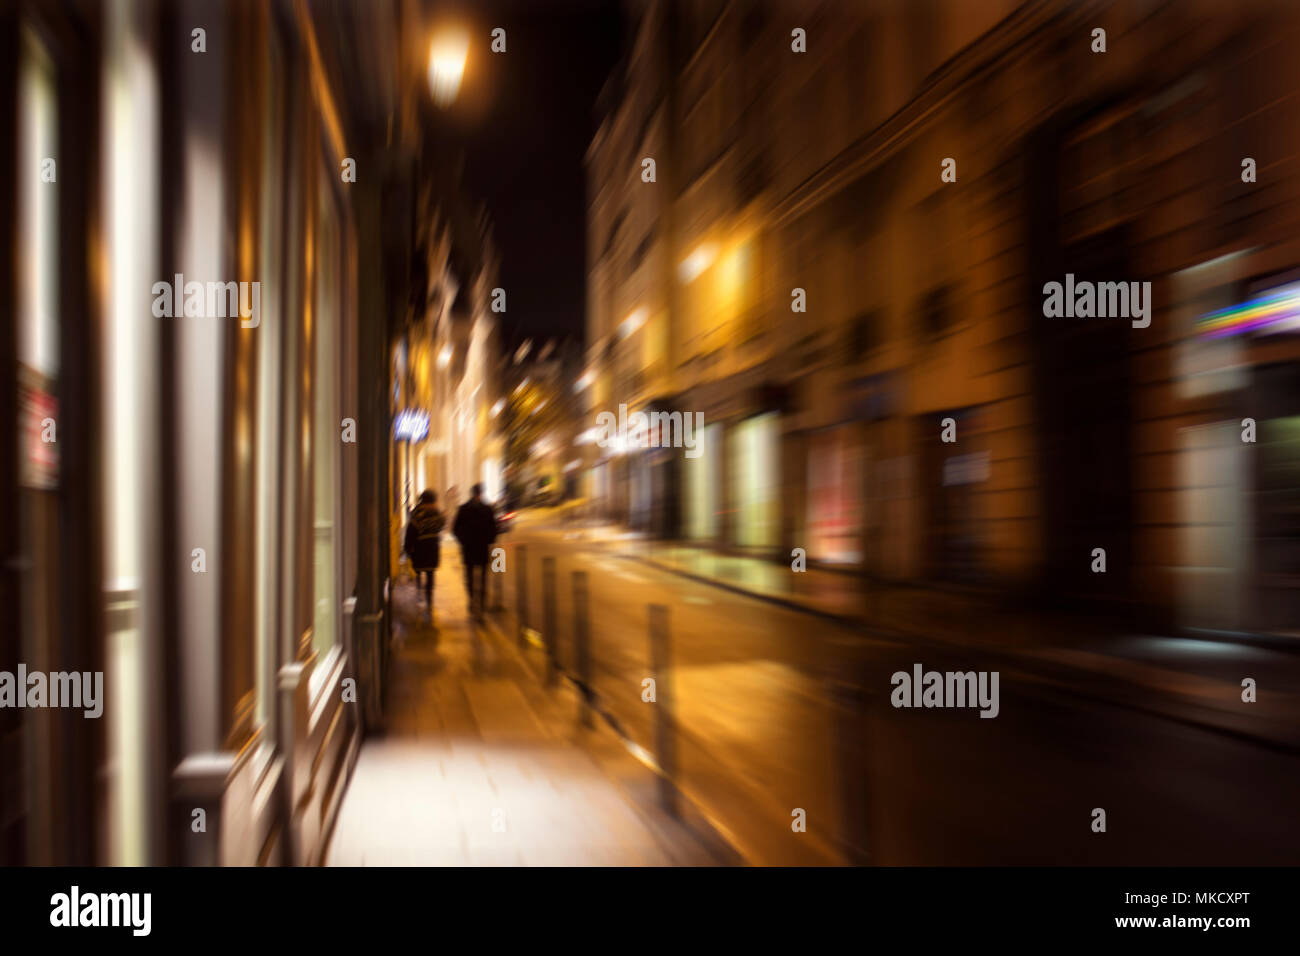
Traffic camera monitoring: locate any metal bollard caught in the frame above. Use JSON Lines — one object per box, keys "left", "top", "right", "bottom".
{"left": 648, "top": 603, "right": 678, "bottom": 817}
{"left": 515, "top": 544, "right": 529, "bottom": 647}
{"left": 827, "top": 677, "right": 872, "bottom": 864}
{"left": 572, "top": 570, "right": 594, "bottom": 728}
{"left": 541, "top": 556, "right": 558, "bottom": 687}
{"left": 491, "top": 548, "right": 505, "bottom": 611}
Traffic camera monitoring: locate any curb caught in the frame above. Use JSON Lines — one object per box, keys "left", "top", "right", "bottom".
{"left": 617, "top": 548, "right": 1300, "bottom": 654}
{"left": 895, "top": 627, "right": 1300, "bottom": 755}
{"left": 617, "top": 548, "right": 1300, "bottom": 753}
{"left": 613, "top": 550, "right": 861, "bottom": 627}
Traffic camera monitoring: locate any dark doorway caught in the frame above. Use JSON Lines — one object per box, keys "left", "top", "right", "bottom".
{"left": 920, "top": 408, "right": 984, "bottom": 586}
{"left": 1253, "top": 361, "right": 1300, "bottom": 632}
{"left": 1026, "top": 125, "right": 1137, "bottom": 608}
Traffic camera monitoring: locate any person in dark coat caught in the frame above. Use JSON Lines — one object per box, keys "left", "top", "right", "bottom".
{"left": 403, "top": 490, "right": 445, "bottom": 611}
{"left": 452, "top": 483, "right": 497, "bottom": 618}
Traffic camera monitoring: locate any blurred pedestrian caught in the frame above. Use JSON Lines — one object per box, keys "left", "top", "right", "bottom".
{"left": 403, "top": 489, "right": 445, "bottom": 616}
{"left": 452, "top": 482, "right": 497, "bottom": 619}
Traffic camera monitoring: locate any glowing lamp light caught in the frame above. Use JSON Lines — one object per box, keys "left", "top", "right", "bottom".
{"left": 428, "top": 29, "right": 469, "bottom": 107}
{"left": 678, "top": 243, "right": 717, "bottom": 283}
{"left": 618, "top": 308, "right": 647, "bottom": 339}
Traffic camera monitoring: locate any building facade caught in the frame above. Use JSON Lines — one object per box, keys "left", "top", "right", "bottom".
{"left": 0, "top": 0, "right": 430, "bottom": 865}
{"left": 390, "top": 189, "right": 502, "bottom": 581}
{"left": 585, "top": 0, "right": 1300, "bottom": 633}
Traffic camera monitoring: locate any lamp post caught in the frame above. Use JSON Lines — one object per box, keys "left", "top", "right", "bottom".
{"left": 403, "top": 25, "right": 468, "bottom": 501}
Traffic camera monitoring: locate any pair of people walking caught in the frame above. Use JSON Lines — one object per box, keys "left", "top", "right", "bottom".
{"left": 402, "top": 483, "right": 498, "bottom": 619}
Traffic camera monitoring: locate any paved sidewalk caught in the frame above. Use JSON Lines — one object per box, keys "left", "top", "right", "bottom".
{"left": 326, "top": 549, "right": 727, "bottom": 866}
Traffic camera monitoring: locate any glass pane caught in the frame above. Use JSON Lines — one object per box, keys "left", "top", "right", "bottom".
{"left": 685, "top": 422, "right": 717, "bottom": 540}
{"left": 312, "top": 170, "right": 341, "bottom": 660}
{"left": 729, "top": 413, "right": 778, "bottom": 549}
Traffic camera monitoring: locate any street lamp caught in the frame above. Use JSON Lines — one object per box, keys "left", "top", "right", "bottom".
{"left": 428, "top": 28, "right": 468, "bottom": 107}
{"left": 678, "top": 243, "right": 717, "bottom": 283}
{"left": 619, "top": 307, "right": 647, "bottom": 339}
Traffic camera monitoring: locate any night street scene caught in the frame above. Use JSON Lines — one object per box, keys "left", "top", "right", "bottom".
{"left": 2, "top": 0, "right": 1299, "bottom": 911}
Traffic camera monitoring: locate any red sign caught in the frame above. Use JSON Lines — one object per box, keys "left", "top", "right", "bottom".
{"left": 20, "top": 378, "right": 58, "bottom": 489}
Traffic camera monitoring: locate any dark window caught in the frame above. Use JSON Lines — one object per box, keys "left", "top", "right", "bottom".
{"left": 847, "top": 310, "right": 881, "bottom": 360}
{"left": 629, "top": 228, "right": 655, "bottom": 271}
{"left": 920, "top": 285, "right": 952, "bottom": 339}
{"left": 740, "top": 4, "right": 767, "bottom": 49}
{"left": 737, "top": 150, "right": 768, "bottom": 205}
{"left": 604, "top": 208, "right": 627, "bottom": 259}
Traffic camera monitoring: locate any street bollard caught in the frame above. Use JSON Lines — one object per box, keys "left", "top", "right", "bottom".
{"left": 648, "top": 603, "right": 678, "bottom": 817}
{"left": 572, "top": 570, "right": 594, "bottom": 728}
{"left": 827, "top": 677, "right": 872, "bottom": 864}
{"left": 515, "top": 544, "right": 529, "bottom": 647}
{"left": 491, "top": 549, "right": 505, "bottom": 611}
{"left": 541, "top": 556, "right": 558, "bottom": 687}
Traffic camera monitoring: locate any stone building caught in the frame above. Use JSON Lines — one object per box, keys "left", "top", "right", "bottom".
{"left": 585, "top": 0, "right": 1300, "bottom": 633}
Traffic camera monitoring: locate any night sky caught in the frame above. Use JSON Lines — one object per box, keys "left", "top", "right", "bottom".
{"left": 431, "top": 0, "right": 627, "bottom": 352}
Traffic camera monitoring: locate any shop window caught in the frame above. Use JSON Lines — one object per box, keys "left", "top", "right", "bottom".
{"left": 312, "top": 164, "right": 344, "bottom": 666}
{"left": 846, "top": 309, "right": 882, "bottom": 361}
{"left": 728, "top": 413, "right": 780, "bottom": 550}
{"left": 684, "top": 423, "right": 720, "bottom": 541}
{"left": 807, "top": 429, "right": 864, "bottom": 564}
{"left": 254, "top": 25, "right": 288, "bottom": 728}
{"left": 629, "top": 228, "right": 655, "bottom": 272}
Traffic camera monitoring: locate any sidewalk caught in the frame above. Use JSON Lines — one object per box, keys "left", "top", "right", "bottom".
{"left": 325, "top": 549, "right": 731, "bottom": 866}
{"left": 554, "top": 518, "right": 1300, "bottom": 751}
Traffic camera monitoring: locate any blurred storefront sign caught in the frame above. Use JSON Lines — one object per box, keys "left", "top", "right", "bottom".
{"left": 943, "top": 450, "right": 991, "bottom": 487}
{"left": 1197, "top": 277, "right": 1300, "bottom": 339}
{"left": 393, "top": 408, "right": 429, "bottom": 441}
{"left": 19, "top": 368, "right": 57, "bottom": 490}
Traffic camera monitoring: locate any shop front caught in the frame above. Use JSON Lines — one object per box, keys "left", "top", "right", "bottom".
{"left": 728, "top": 412, "right": 780, "bottom": 553}
{"left": 684, "top": 421, "right": 721, "bottom": 543}
{"left": 806, "top": 425, "right": 865, "bottom": 565}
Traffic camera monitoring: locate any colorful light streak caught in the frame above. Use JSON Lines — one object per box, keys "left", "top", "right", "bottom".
{"left": 1196, "top": 282, "right": 1300, "bottom": 339}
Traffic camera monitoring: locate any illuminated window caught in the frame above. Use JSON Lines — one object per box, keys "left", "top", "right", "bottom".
{"left": 312, "top": 160, "right": 344, "bottom": 666}
{"left": 728, "top": 413, "right": 779, "bottom": 550}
